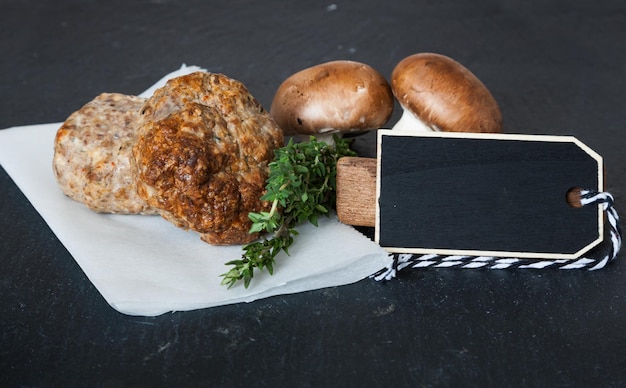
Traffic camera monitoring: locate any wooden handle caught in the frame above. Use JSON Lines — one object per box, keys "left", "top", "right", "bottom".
{"left": 336, "top": 157, "right": 377, "bottom": 227}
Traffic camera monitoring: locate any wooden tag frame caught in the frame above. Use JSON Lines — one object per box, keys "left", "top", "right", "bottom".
{"left": 375, "top": 130, "right": 604, "bottom": 260}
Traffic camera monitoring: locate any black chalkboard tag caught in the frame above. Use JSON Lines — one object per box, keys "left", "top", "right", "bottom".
{"left": 375, "top": 130, "right": 604, "bottom": 259}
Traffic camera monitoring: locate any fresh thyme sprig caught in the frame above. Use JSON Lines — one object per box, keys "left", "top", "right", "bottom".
{"left": 220, "top": 135, "right": 356, "bottom": 288}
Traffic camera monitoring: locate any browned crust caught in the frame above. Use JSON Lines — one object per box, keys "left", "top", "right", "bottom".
{"left": 133, "top": 72, "right": 284, "bottom": 245}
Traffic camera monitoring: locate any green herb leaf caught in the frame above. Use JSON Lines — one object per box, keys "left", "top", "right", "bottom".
{"left": 220, "top": 135, "right": 356, "bottom": 288}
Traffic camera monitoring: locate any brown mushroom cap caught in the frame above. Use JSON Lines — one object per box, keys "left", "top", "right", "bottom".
{"left": 391, "top": 53, "right": 502, "bottom": 133}
{"left": 270, "top": 60, "right": 394, "bottom": 136}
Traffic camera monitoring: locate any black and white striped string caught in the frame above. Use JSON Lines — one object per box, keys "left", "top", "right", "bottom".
{"left": 372, "top": 190, "right": 622, "bottom": 281}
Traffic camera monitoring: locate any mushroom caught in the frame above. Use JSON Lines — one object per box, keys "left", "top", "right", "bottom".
{"left": 390, "top": 53, "right": 502, "bottom": 133}
{"left": 270, "top": 60, "right": 394, "bottom": 143}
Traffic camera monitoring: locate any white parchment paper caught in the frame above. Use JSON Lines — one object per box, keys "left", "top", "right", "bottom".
{"left": 0, "top": 65, "right": 389, "bottom": 316}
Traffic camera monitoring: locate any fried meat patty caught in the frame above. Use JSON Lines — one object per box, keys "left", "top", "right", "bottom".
{"left": 53, "top": 93, "right": 157, "bottom": 214}
{"left": 132, "top": 72, "right": 284, "bottom": 245}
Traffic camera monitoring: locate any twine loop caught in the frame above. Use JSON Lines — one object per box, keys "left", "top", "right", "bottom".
{"left": 372, "top": 190, "right": 622, "bottom": 281}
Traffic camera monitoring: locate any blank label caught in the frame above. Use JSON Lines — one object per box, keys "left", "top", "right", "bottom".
{"left": 375, "top": 130, "right": 603, "bottom": 259}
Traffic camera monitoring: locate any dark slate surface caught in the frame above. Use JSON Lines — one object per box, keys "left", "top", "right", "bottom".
{"left": 1, "top": 1, "right": 625, "bottom": 386}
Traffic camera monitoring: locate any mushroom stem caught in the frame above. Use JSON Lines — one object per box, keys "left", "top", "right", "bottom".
{"left": 391, "top": 108, "right": 437, "bottom": 132}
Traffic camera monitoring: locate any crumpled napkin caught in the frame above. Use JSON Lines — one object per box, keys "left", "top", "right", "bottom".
{"left": 0, "top": 65, "right": 389, "bottom": 316}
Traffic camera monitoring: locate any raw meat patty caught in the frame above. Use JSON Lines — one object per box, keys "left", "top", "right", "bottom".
{"left": 53, "top": 93, "right": 158, "bottom": 214}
